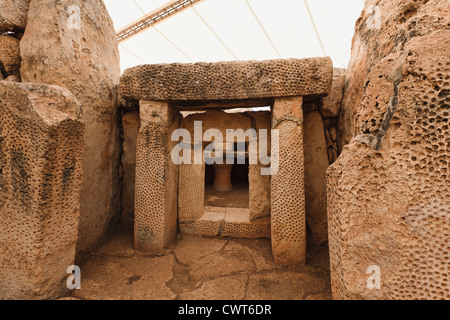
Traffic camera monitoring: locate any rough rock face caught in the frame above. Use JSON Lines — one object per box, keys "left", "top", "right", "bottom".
{"left": 337, "top": 0, "right": 449, "bottom": 150}
{"left": 20, "top": 0, "right": 121, "bottom": 260}
{"left": 0, "top": 35, "right": 21, "bottom": 77}
{"left": 328, "top": 0, "right": 449, "bottom": 300}
{"left": 0, "top": 81, "right": 84, "bottom": 299}
{"left": 0, "top": 0, "right": 29, "bottom": 32}
{"left": 303, "top": 111, "right": 329, "bottom": 245}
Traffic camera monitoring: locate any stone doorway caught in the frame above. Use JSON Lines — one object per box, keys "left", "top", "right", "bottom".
{"left": 119, "top": 57, "right": 333, "bottom": 265}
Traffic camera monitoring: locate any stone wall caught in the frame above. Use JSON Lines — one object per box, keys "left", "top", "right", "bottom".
{"left": 328, "top": 0, "right": 449, "bottom": 299}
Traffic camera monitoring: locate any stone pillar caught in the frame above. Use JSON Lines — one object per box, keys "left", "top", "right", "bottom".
{"left": 0, "top": 82, "right": 84, "bottom": 299}
{"left": 178, "top": 148, "right": 205, "bottom": 222}
{"left": 303, "top": 111, "right": 329, "bottom": 245}
{"left": 134, "top": 101, "right": 180, "bottom": 253}
{"left": 212, "top": 163, "right": 233, "bottom": 192}
{"left": 271, "top": 97, "right": 306, "bottom": 266}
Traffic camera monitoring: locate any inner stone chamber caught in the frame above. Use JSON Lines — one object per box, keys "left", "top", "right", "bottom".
{"left": 178, "top": 109, "right": 271, "bottom": 239}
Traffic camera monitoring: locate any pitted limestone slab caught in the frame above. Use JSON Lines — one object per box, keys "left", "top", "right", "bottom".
{"left": 134, "top": 101, "right": 181, "bottom": 253}
{"left": 271, "top": 97, "right": 306, "bottom": 266}
{"left": 0, "top": 81, "right": 84, "bottom": 300}
{"left": 119, "top": 57, "right": 333, "bottom": 102}
{"left": 221, "top": 217, "right": 271, "bottom": 239}
{"left": 195, "top": 210, "right": 225, "bottom": 237}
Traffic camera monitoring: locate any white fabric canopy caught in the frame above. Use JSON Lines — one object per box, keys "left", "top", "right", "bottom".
{"left": 103, "top": 0, "right": 365, "bottom": 73}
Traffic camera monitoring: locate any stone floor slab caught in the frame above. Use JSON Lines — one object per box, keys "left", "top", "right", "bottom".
{"left": 67, "top": 229, "right": 331, "bottom": 300}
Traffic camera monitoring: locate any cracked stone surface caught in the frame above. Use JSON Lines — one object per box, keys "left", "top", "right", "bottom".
{"left": 246, "top": 271, "right": 330, "bottom": 300}
{"left": 92, "top": 229, "right": 135, "bottom": 258}
{"left": 188, "top": 242, "right": 256, "bottom": 282}
{"left": 72, "top": 253, "right": 175, "bottom": 300}
{"left": 174, "top": 235, "right": 225, "bottom": 266}
{"left": 178, "top": 275, "right": 249, "bottom": 300}
{"left": 68, "top": 230, "right": 331, "bottom": 300}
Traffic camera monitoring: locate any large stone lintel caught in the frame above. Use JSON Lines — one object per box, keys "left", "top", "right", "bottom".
{"left": 120, "top": 57, "right": 333, "bottom": 102}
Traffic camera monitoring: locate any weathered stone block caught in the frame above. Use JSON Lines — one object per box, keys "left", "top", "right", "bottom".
{"left": 178, "top": 150, "right": 205, "bottom": 222}
{"left": 328, "top": 0, "right": 450, "bottom": 299}
{"left": 20, "top": 0, "right": 121, "bottom": 260}
{"left": 271, "top": 97, "right": 306, "bottom": 266}
{"left": 0, "top": 81, "right": 84, "bottom": 299}
{"left": 122, "top": 111, "right": 140, "bottom": 227}
{"left": 134, "top": 101, "right": 180, "bottom": 253}
{"left": 320, "top": 74, "right": 345, "bottom": 118}
{"left": 337, "top": 0, "right": 449, "bottom": 151}
{"left": 249, "top": 164, "right": 271, "bottom": 221}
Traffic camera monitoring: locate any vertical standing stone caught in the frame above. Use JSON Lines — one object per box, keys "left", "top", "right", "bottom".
{"left": 249, "top": 164, "right": 271, "bottom": 221}
{"left": 178, "top": 148, "right": 205, "bottom": 222}
{"left": 249, "top": 112, "right": 271, "bottom": 222}
{"left": 121, "top": 111, "right": 140, "bottom": 227}
{"left": 212, "top": 163, "right": 233, "bottom": 192}
{"left": 0, "top": 82, "right": 84, "bottom": 299}
{"left": 135, "top": 101, "right": 180, "bottom": 253}
{"left": 271, "top": 97, "right": 306, "bottom": 265}
{"left": 303, "top": 111, "right": 329, "bottom": 245}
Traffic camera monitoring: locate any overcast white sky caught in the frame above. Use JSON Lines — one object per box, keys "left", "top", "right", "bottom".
{"left": 103, "top": 0, "right": 365, "bottom": 73}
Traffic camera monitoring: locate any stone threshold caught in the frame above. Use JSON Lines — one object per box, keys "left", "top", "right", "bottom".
{"left": 180, "top": 206, "right": 270, "bottom": 239}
